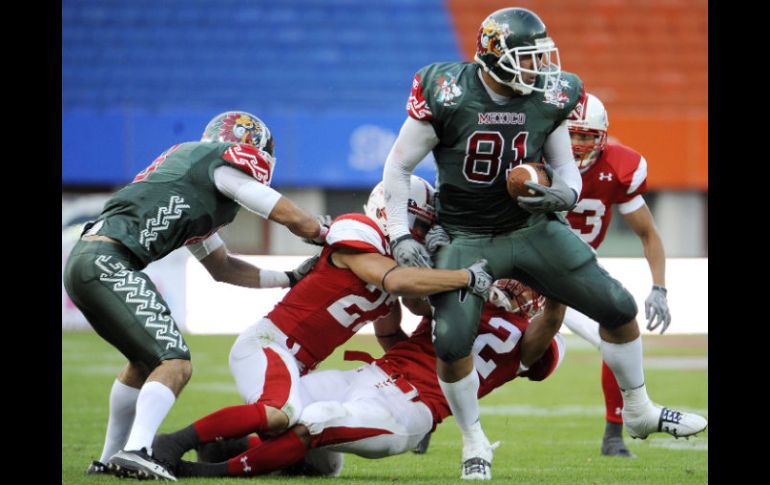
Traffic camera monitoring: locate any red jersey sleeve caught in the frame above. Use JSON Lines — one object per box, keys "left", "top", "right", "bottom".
{"left": 406, "top": 72, "right": 433, "bottom": 121}
{"left": 605, "top": 143, "right": 648, "bottom": 205}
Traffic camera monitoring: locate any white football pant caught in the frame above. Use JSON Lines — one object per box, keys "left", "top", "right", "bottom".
{"left": 229, "top": 318, "right": 306, "bottom": 425}
{"left": 299, "top": 363, "right": 434, "bottom": 458}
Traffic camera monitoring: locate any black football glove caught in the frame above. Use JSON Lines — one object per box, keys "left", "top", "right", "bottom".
{"left": 285, "top": 254, "right": 320, "bottom": 287}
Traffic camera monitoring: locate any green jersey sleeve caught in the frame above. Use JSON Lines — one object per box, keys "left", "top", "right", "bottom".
{"left": 540, "top": 71, "right": 585, "bottom": 130}
{"left": 406, "top": 62, "right": 470, "bottom": 138}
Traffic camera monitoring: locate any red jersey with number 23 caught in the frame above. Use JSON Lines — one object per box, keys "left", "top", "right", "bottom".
{"left": 566, "top": 142, "right": 648, "bottom": 249}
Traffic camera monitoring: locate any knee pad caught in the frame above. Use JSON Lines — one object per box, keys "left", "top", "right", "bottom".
{"left": 430, "top": 290, "right": 482, "bottom": 363}
{"left": 432, "top": 318, "right": 475, "bottom": 363}
{"left": 601, "top": 287, "right": 638, "bottom": 329}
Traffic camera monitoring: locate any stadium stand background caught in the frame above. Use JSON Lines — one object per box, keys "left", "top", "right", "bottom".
{"left": 62, "top": 0, "right": 707, "bottom": 258}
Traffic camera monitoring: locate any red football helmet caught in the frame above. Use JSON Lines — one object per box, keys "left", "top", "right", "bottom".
{"left": 364, "top": 175, "right": 436, "bottom": 243}
{"left": 488, "top": 279, "right": 545, "bottom": 318}
{"left": 567, "top": 93, "right": 608, "bottom": 173}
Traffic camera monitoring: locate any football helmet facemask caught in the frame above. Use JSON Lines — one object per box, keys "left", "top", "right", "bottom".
{"left": 488, "top": 279, "right": 545, "bottom": 318}
{"left": 474, "top": 7, "right": 561, "bottom": 95}
{"left": 567, "top": 93, "right": 608, "bottom": 173}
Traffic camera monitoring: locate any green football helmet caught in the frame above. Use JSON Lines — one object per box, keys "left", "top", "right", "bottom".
{"left": 474, "top": 7, "right": 561, "bottom": 95}
{"left": 201, "top": 111, "right": 275, "bottom": 156}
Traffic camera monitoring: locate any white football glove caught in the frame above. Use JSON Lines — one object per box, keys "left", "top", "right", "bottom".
{"left": 390, "top": 235, "right": 432, "bottom": 268}
{"left": 464, "top": 259, "right": 493, "bottom": 299}
{"left": 424, "top": 224, "right": 450, "bottom": 255}
{"left": 645, "top": 285, "right": 671, "bottom": 333}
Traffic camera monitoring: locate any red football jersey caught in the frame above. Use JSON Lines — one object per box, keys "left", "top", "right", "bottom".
{"left": 267, "top": 214, "right": 397, "bottom": 372}
{"left": 566, "top": 142, "right": 648, "bottom": 249}
{"left": 376, "top": 303, "right": 562, "bottom": 424}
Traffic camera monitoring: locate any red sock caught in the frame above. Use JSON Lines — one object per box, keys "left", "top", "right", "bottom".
{"left": 601, "top": 360, "right": 624, "bottom": 424}
{"left": 247, "top": 434, "right": 262, "bottom": 448}
{"left": 193, "top": 403, "right": 268, "bottom": 443}
{"left": 227, "top": 431, "right": 307, "bottom": 476}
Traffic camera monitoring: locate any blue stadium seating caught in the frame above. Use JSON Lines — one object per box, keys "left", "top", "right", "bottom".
{"left": 62, "top": 0, "right": 460, "bottom": 112}
{"left": 62, "top": 0, "right": 461, "bottom": 186}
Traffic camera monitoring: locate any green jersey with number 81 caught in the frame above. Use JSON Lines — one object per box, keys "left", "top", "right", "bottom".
{"left": 406, "top": 62, "right": 583, "bottom": 234}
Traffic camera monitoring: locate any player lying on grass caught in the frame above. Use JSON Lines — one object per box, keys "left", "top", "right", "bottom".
{"left": 153, "top": 279, "right": 565, "bottom": 478}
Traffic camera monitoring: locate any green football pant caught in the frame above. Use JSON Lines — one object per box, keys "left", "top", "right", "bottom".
{"left": 430, "top": 214, "right": 637, "bottom": 362}
{"left": 63, "top": 240, "right": 190, "bottom": 368}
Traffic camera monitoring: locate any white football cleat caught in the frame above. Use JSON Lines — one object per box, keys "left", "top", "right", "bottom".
{"left": 624, "top": 405, "right": 707, "bottom": 440}
{"left": 461, "top": 440, "right": 500, "bottom": 480}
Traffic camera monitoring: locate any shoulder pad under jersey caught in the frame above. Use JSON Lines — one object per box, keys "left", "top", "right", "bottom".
{"left": 327, "top": 214, "right": 389, "bottom": 256}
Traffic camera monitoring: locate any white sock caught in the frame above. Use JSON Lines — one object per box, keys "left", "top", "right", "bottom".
{"left": 99, "top": 379, "right": 140, "bottom": 462}
{"left": 600, "top": 336, "right": 646, "bottom": 391}
{"left": 620, "top": 384, "right": 653, "bottom": 414}
{"left": 123, "top": 381, "right": 176, "bottom": 455}
{"left": 438, "top": 371, "right": 487, "bottom": 445}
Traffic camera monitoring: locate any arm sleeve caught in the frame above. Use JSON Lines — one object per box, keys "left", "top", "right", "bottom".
{"left": 543, "top": 121, "right": 582, "bottom": 197}
{"left": 186, "top": 232, "right": 225, "bottom": 261}
{"left": 383, "top": 117, "right": 439, "bottom": 240}
{"left": 213, "top": 165, "right": 282, "bottom": 218}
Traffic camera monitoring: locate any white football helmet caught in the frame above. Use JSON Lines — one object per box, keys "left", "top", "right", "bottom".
{"left": 567, "top": 93, "right": 608, "bottom": 173}
{"left": 488, "top": 279, "right": 545, "bottom": 318}
{"left": 364, "top": 175, "right": 436, "bottom": 243}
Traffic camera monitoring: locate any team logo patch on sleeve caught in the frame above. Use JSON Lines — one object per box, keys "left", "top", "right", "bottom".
{"left": 222, "top": 144, "right": 274, "bottom": 185}
{"left": 543, "top": 79, "right": 572, "bottom": 108}
{"left": 434, "top": 75, "right": 463, "bottom": 106}
{"left": 407, "top": 73, "right": 433, "bottom": 120}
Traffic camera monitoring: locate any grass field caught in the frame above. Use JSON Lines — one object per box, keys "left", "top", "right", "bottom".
{"left": 62, "top": 332, "right": 708, "bottom": 485}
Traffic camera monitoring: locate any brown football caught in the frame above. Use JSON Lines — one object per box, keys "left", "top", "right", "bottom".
{"left": 506, "top": 163, "right": 551, "bottom": 200}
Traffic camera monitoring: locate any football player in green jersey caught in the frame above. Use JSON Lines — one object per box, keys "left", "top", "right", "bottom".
{"left": 63, "top": 111, "right": 328, "bottom": 481}
{"left": 383, "top": 8, "right": 706, "bottom": 479}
